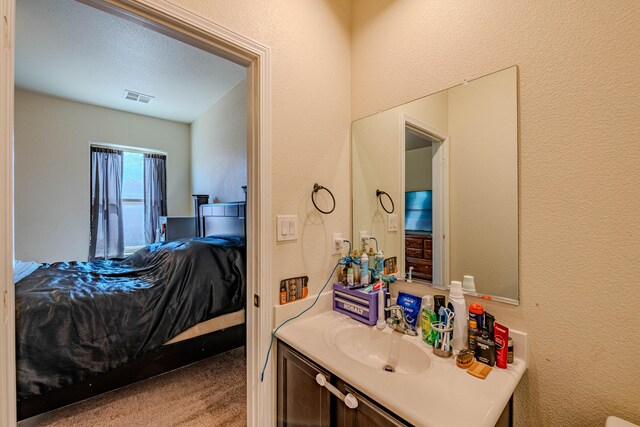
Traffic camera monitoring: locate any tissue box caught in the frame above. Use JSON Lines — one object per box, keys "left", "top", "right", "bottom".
{"left": 333, "top": 283, "right": 379, "bottom": 325}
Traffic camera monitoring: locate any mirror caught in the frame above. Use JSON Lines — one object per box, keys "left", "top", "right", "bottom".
{"left": 352, "top": 66, "right": 518, "bottom": 303}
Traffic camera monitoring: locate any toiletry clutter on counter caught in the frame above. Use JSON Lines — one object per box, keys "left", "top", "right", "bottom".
{"left": 333, "top": 272, "right": 514, "bottom": 377}
{"left": 332, "top": 239, "right": 396, "bottom": 326}
{"left": 419, "top": 281, "right": 513, "bottom": 373}
{"left": 420, "top": 281, "right": 513, "bottom": 374}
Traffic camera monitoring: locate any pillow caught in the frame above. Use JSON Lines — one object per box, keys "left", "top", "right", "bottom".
{"left": 13, "top": 260, "right": 41, "bottom": 284}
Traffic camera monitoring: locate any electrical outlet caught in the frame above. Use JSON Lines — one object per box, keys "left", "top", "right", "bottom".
{"left": 359, "top": 231, "right": 369, "bottom": 249}
{"left": 332, "top": 233, "right": 343, "bottom": 254}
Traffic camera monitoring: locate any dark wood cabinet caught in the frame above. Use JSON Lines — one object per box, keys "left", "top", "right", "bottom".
{"left": 334, "top": 379, "right": 408, "bottom": 427}
{"left": 405, "top": 234, "right": 432, "bottom": 281}
{"left": 278, "top": 341, "right": 408, "bottom": 427}
{"left": 277, "top": 341, "right": 512, "bottom": 427}
{"left": 277, "top": 342, "right": 331, "bottom": 426}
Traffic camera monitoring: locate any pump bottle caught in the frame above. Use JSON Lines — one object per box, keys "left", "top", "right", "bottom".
{"left": 420, "top": 295, "right": 437, "bottom": 345}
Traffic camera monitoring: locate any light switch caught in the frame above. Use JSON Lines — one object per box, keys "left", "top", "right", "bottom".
{"left": 388, "top": 214, "right": 398, "bottom": 232}
{"left": 277, "top": 215, "right": 299, "bottom": 241}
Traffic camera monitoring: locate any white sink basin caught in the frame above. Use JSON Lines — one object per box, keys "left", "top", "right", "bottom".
{"left": 330, "top": 324, "right": 431, "bottom": 374}
{"left": 277, "top": 310, "right": 528, "bottom": 427}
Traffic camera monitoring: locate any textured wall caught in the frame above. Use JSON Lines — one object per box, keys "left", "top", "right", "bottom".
{"left": 352, "top": 1, "right": 640, "bottom": 425}
{"left": 191, "top": 80, "right": 247, "bottom": 203}
{"left": 14, "top": 89, "right": 191, "bottom": 262}
{"left": 173, "top": 0, "right": 352, "bottom": 302}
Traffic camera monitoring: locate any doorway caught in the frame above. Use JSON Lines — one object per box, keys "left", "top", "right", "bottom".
{"left": 0, "top": 0, "right": 272, "bottom": 425}
{"left": 399, "top": 113, "right": 449, "bottom": 288}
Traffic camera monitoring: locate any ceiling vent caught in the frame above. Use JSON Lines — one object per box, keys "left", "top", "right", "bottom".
{"left": 123, "top": 90, "right": 155, "bottom": 104}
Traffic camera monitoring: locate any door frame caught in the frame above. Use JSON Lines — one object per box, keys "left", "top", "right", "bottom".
{"left": 0, "top": 1, "right": 273, "bottom": 425}
{"left": 398, "top": 113, "right": 449, "bottom": 286}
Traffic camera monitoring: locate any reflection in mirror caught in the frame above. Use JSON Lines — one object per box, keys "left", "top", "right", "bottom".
{"left": 352, "top": 66, "right": 518, "bottom": 303}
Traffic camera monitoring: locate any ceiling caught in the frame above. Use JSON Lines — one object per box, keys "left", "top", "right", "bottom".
{"left": 405, "top": 127, "right": 435, "bottom": 151}
{"left": 15, "top": 0, "right": 246, "bottom": 123}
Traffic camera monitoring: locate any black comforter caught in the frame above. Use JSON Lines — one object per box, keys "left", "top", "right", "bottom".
{"left": 15, "top": 236, "right": 245, "bottom": 399}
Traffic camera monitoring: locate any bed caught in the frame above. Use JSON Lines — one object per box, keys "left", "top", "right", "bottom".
{"left": 15, "top": 200, "right": 247, "bottom": 420}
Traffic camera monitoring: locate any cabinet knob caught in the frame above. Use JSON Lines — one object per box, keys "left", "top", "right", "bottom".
{"left": 344, "top": 393, "right": 358, "bottom": 409}
{"left": 315, "top": 373, "right": 359, "bottom": 410}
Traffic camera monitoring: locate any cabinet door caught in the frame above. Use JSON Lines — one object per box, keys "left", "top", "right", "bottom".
{"left": 277, "top": 342, "right": 331, "bottom": 427}
{"left": 405, "top": 237, "right": 423, "bottom": 249}
{"left": 335, "top": 379, "right": 409, "bottom": 427}
{"left": 406, "top": 258, "right": 432, "bottom": 280}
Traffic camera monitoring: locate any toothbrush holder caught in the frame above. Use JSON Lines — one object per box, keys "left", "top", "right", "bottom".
{"left": 431, "top": 321, "right": 454, "bottom": 358}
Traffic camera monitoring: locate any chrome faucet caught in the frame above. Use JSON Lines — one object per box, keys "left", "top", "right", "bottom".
{"left": 385, "top": 305, "right": 418, "bottom": 336}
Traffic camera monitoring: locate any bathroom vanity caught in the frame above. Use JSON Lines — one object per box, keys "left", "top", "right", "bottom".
{"left": 278, "top": 342, "right": 410, "bottom": 426}
{"left": 276, "top": 310, "right": 527, "bottom": 427}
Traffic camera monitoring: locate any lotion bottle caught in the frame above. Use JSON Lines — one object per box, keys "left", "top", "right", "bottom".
{"left": 352, "top": 249, "right": 360, "bottom": 283}
{"left": 448, "top": 280, "right": 468, "bottom": 350}
{"left": 375, "top": 249, "right": 384, "bottom": 276}
{"left": 360, "top": 252, "right": 369, "bottom": 285}
{"left": 367, "top": 246, "right": 376, "bottom": 267}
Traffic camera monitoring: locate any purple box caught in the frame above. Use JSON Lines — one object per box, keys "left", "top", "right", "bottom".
{"left": 333, "top": 283, "right": 379, "bottom": 325}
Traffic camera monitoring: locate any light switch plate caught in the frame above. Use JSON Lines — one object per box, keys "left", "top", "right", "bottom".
{"left": 277, "top": 215, "right": 299, "bottom": 241}
{"left": 388, "top": 214, "right": 398, "bottom": 232}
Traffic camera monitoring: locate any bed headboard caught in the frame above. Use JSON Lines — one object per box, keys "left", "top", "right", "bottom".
{"left": 199, "top": 202, "right": 246, "bottom": 238}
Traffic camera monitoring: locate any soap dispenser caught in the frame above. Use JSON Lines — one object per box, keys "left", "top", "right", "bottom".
{"left": 420, "top": 295, "right": 436, "bottom": 345}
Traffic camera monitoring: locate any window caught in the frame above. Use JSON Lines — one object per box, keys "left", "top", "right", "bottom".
{"left": 122, "top": 151, "right": 145, "bottom": 252}
{"left": 90, "top": 143, "right": 167, "bottom": 256}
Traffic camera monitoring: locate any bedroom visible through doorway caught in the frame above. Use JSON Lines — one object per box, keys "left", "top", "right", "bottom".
{"left": 12, "top": 0, "right": 252, "bottom": 423}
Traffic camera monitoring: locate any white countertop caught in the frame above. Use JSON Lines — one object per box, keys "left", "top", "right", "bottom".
{"left": 276, "top": 310, "right": 527, "bottom": 427}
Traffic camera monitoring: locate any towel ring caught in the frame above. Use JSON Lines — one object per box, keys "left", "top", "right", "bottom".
{"left": 312, "top": 183, "right": 336, "bottom": 215}
{"left": 376, "top": 189, "right": 395, "bottom": 214}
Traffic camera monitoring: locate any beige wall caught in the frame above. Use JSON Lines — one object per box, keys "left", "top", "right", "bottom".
{"left": 173, "top": 0, "right": 352, "bottom": 304}
{"left": 405, "top": 146, "right": 432, "bottom": 192}
{"left": 449, "top": 67, "right": 518, "bottom": 300}
{"left": 14, "top": 89, "right": 191, "bottom": 262}
{"left": 352, "top": 1, "right": 640, "bottom": 425}
{"left": 191, "top": 80, "right": 247, "bottom": 203}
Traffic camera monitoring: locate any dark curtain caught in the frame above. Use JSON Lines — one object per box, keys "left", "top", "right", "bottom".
{"left": 144, "top": 153, "right": 167, "bottom": 244}
{"left": 89, "top": 147, "right": 124, "bottom": 260}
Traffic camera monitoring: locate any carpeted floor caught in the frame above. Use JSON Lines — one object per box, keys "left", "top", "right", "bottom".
{"left": 21, "top": 347, "right": 247, "bottom": 427}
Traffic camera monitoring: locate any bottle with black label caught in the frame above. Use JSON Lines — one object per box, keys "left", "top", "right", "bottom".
{"left": 474, "top": 330, "right": 496, "bottom": 366}
{"left": 485, "top": 312, "right": 496, "bottom": 340}
{"left": 468, "top": 319, "right": 479, "bottom": 352}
